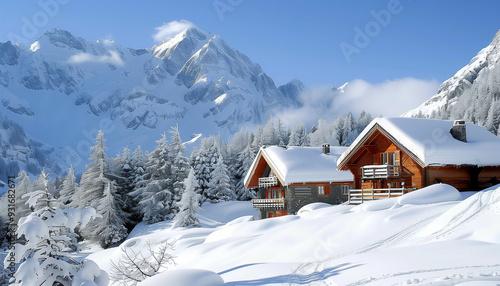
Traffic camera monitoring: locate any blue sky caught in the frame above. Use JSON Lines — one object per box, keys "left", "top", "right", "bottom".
{"left": 1, "top": 0, "right": 499, "bottom": 108}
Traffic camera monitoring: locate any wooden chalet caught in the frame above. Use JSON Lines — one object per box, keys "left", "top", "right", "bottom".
{"left": 244, "top": 145, "right": 354, "bottom": 219}
{"left": 337, "top": 117, "right": 500, "bottom": 204}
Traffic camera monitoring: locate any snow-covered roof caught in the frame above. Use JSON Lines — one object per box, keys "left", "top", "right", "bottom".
{"left": 245, "top": 146, "right": 353, "bottom": 187}
{"left": 337, "top": 117, "right": 500, "bottom": 168}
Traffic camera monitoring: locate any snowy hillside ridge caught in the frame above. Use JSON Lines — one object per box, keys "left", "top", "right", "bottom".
{"left": 0, "top": 26, "right": 301, "bottom": 150}
{"left": 403, "top": 29, "right": 500, "bottom": 135}
{"left": 84, "top": 184, "right": 500, "bottom": 285}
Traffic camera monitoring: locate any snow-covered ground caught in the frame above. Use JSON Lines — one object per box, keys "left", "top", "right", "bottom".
{"left": 84, "top": 184, "right": 500, "bottom": 285}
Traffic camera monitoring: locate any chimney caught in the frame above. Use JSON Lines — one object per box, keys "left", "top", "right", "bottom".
{"left": 450, "top": 120, "right": 467, "bottom": 142}
{"left": 322, "top": 143, "right": 330, "bottom": 154}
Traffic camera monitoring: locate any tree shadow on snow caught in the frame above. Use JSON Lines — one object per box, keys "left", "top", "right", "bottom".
{"left": 223, "top": 263, "right": 362, "bottom": 285}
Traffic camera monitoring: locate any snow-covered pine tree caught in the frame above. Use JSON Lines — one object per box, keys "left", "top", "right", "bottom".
{"left": 341, "top": 112, "right": 357, "bottom": 146}
{"left": 261, "top": 117, "right": 277, "bottom": 146}
{"left": 206, "top": 154, "right": 234, "bottom": 202}
{"left": 190, "top": 136, "right": 220, "bottom": 202}
{"left": 132, "top": 133, "right": 174, "bottom": 224}
{"left": 112, "top": 147, "right": 138, "bottom": 230}
{"left": 173, "top": 169, "right": 201, "bottom": 227}
{"left": 71, "top": 130, "right": 110, "bottom": 210}
{"left": 226, "top": 128, "right": 250, "bottom": 200}
{"left": 73, "top": 130, "right": 129, "bottom": 244}
{"left": 250, "top": 125, "right": 263, "bottom": 154}
{"left": 13, "top": 170, "right": 32, "bottom": 225}
{"left": 6, "top": 169, "right": 107, "bottom": 286}
{"left": 288, "top": 121, "right": 309, "bottom": 146}
{"left": 129, "top": 145, "right": 147, "bottom": 223}
{"left": 169, "top": 125, "right": 190, "bottom": 214}
{"left": 276, "top": 117, "right": 287, "bottom": 146}
{"left": 235, "top": 143, "right": 256, "bottom": 200}
{"left": 59, "top": 165, "right": 77, "bottom": 205}
{"left": 91, "top": 182, "right": 129, "bottom": 247}
{"left": 357, "top": 110, "right": 373, "bottom": 134}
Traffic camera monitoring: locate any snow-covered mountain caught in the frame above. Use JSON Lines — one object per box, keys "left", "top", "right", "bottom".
{"left": 403, "top": 29, "right": 500, "bottom": 135}
{"left": 0, "top": 115, "right": 68, "bottom": 183}
{"left": 0, "top": 27, "right": 303, "bottom": 173}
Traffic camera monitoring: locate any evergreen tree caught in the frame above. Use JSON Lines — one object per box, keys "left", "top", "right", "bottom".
{"left": 132, "top": 133, "right": 174, "bottom": 224}
{"left": 169, "top": 125, "right": 190, "bottom": 214}
{"left": 226, "top": 129, "right": 251, "bottom": 200}
{"left": 288, "top": 121, "right": 309, "bottom": 146}
{"left": 59, "top": 165, "right": 77, "bottom": 205}
{"left": 91, "top": 182, "right": 129, "bottom": 247}
{"left": 6, "top": 169, "right": 107, "bottom": 286}
{"left": 173, "top": 169, "right": 201, "bottom": 227}
{"left": 235, "top": 143, "right": 256, "bottom": 200}
{"left": 14, "top": 170, "right": 32, "bottom": 225}
{"left": 276, "top": 117, "right": 287, "bottom": 146}
{"left": 206, "top": 154, "right": 234, "bottom": 202}
{"left": 190, "top": 136, "right": 220, "bottom": 202}
{"left": 114, "top": 147, "right": 138, "bottom": 230}
{"left": 129, "top": 145, "right": 147, "bottom": 222}
{"left": 250, "top": 125, "right": 263, "bottom": 154}
{"left": 73, "top": 130, "right": 129, "bottom": 244}
{"left": 341, "top": 112, "right": 357, "bottom": 146}
{"left": 72, "top": 130, "right": 110, "bottom": 210}
{"left": 261, "top": 117, "right": 277, "bottom": 146}
{"left": 357, "top": 110, "right": 373, "bottom": 134}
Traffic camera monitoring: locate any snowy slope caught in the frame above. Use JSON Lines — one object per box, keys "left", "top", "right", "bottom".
{"left": 84, "top": 184, "right": 500, "bottom": 285}
{"left": 403, "top": 29, "right": 500, "bottom": 135}
{"left": 0, "top": 27, "right": 302, "bottom": 173}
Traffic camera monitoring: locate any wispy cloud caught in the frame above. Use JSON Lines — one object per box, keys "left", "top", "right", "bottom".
{"left": 152, "top": 20, "right": 194, "bottom": 42}
{"left": 276, "top": 78, "right": 439, "bottom": 127}
{"left": 67, "top": 50, "right": 124, "bottom": 66}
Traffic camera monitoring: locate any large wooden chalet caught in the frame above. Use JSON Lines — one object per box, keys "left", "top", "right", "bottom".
{"left": 244, "top": 145, "right": 354, "bottom": 219}
{"left": 337, "top": 117, "right": 500, "bottom": 203}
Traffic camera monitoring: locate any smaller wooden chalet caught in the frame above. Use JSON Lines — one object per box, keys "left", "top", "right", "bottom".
{"left": 244, "top": 145, "right": 354, "bottom": 219}
{"left": 337, "top": 117, "right": 500, "bottom": 204}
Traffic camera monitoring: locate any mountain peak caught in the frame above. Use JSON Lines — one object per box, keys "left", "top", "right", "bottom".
{"left": 403, "top": 29, "right": 500, "bottom": 134}
{"left": 40, "top": 28, "right": 86, "bottom": 51}
{"left": 183, "top": 25, "right": 208, "bottom": 40}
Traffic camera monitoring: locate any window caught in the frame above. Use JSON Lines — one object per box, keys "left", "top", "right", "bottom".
{"left": 381, "top": 151, "right": 400, "bottom": 165}
{"left": 318, "top": 186, "right": 325, "bottom": 196}
{"left": 342, "top": 185, "right": 350, "bottom": 195}
{"left": 382, "top": 152, "right": 388, "bottom": 165}
{"left": 269, "top": 189, "right": 283, "bottom": 199}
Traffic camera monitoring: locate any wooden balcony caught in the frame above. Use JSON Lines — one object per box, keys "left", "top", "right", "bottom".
{"left": 258, "top": 176, "right": 279, "bottom": 188}
{"left": 362, "top": 165, "right": 400, "bottom": 179}
{"left": 348, "top": 188, "right": 415, "bottom": 205}
{"left": 252, "top": 198, "right": 286, "bottom": 209}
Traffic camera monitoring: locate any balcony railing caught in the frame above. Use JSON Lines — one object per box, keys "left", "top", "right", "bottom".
{"left": 348, "top": 188, "right": 416, "bottom": 205}
{"left": 362, "top": 165, "right": 400, "bottom": 179}
{"left": 258, "top": 176, "right": 279, "bottom": 188}
{"left": 252, "top": 198, "right": 286, "bottom": 209}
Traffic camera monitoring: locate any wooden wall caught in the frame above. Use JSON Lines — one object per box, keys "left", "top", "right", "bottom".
{"left": 427, "top": 166, "right": 500, "bottom": 191}
{"left": 344, "top": 129, "right": 424, "bottom": 191}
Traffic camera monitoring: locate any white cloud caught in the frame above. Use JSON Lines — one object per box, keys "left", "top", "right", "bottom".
{"left": 276, "top": 78, "right": 439, "bottom": 127}
{"left": 153, "top": 20, "right": 194, "bottom": 42}
{"left": 67, "top": 50, "right": 124, "bottom": 66}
